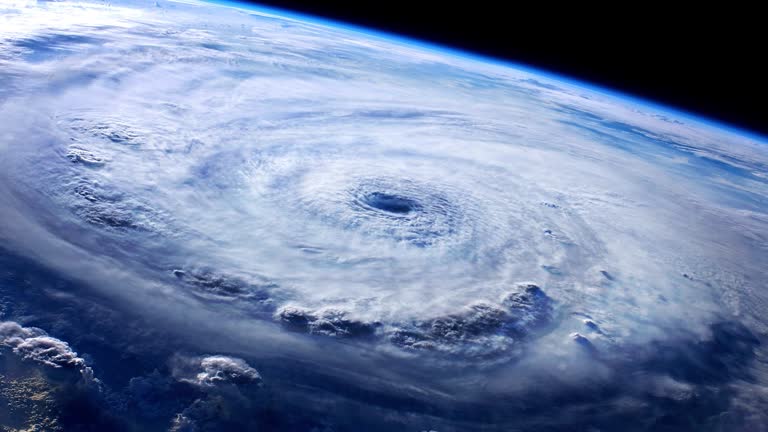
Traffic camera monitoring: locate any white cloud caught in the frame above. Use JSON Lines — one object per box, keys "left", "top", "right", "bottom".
{"left": 172, "top": 355, "right": 262, "bottom": 388}
{"left": 0, "top": 321, "right": 86, "bottom": 369}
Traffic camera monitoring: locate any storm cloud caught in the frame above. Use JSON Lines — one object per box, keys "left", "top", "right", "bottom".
{"left": 0, "top": 0, "right": 767, "bottom": 430}
{"left": 0, "top": 321, "right": 86, "bottom": 369}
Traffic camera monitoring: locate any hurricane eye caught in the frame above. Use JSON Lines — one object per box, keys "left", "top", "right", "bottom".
{"left": 363, "top": 192, "right": 419, "bottom": 214}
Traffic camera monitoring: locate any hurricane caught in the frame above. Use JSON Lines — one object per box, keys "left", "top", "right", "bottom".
{"left": 1, "top": 1, "right": 768, "bottom": 431}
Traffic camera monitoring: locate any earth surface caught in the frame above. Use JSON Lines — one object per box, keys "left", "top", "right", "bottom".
{"left": 1, "top": 1, "right": 768, "bottom": 431}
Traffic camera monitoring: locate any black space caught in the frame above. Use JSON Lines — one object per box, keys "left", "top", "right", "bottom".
{"left": 239, "top": 1, "right": 767, "bottom": 137}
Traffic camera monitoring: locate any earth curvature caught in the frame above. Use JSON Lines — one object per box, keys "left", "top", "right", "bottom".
{"left": 1, "top": 1, "right": 768, "bottom": 431}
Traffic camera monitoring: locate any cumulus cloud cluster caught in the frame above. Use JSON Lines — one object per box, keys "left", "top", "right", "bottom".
{"left": 0, "top": 321, "right": 86, "bottom": 369}
{"left": 164, "top": 354, "right": 266, "bottom": 431}
{"left": 172, "top": 355, "right": 262, "bottom": 389}
{"left": 275, "top": 282, "right": 555, "bottom": 359}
